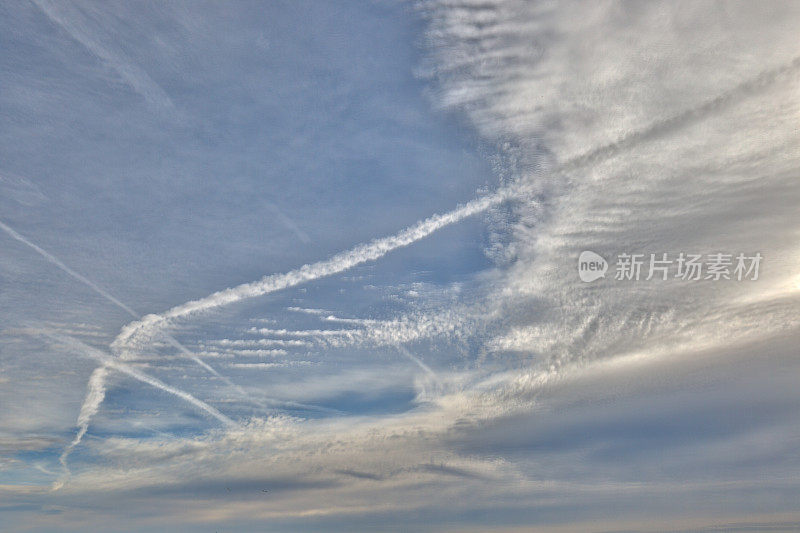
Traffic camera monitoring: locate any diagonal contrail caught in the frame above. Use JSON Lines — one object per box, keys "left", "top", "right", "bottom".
{"left": 0, "top": 217, "right": 219, "bottom": 372}
{"left": 41, "top": 332, "right": 235, "bottom": 490}
{"left": 0, "top": 219, "right": 138, "bottom": 316}
{"left": 112, "top": 55, "right": 800, "bottom": 357}
{"left": 395, "top": 344, "right": 438, "bottom": 381}
{"left": 113, "top": 192, "right": 512, "bottom": 351}
{"left": 0, "top": 217, "right": 338, "bottom": 434}
{"left": 31, "top": 0, "right": 174, "bottom": 110}
{"left": 0, "top": 218, "right": 258, "bottom": 408}
{"left": 49, "top": 333, "right": 235, "bottom": 426}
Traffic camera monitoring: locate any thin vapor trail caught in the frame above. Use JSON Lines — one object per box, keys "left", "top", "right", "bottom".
{"left": 557, "top": 56, "right": 800, "bottom": 177}
{"left": 0, "top": 218, "right": 219, "bottom": 372}
{"left": 0, "top": 218, "right": 260, "bottom": 420}
{"left": 31, "top": 0, "right": 174, "bottom": 109}
{"left": 43, "top": 333, "right": 235, "bottom": 490}
{"left": 396, "top": 345, "right": 438, "bottom": 380}
{"left": 0, "top": 219, "right": 138, "bottom": 317}
{"left": 264, "top": 201, "right": 312, "bottom": 244}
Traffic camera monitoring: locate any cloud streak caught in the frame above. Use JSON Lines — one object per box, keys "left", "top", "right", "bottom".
{"left": 31, "top": 0, "right": 174, "bottom": 109}
{"left": 0, "top": 218, "right": 139, "bottom": 318}
{"left": 0, "top": 217, "right": 229, "bottom": 377}
{"left": 39, "top": 332, "right": 235, "bottom": 490}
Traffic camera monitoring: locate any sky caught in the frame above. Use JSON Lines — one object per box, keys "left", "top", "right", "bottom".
{"left": 1, "top": 1, "right": 800, "bottom": 531}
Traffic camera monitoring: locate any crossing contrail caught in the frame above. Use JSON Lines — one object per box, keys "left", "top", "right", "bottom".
{"left": 111, "top": 55, "right": 800, "bottom": 357}
{"left": 42, "top": 332, "right": 235, "bottom": 490}
{"left": 0, "top": 217, "right": 339, "bottom": 450}
{"left": 0, "top": 218, "right": 259, "bottom": 419}
{"left": 0, "top": 218, "right": 224, "bottom": 376}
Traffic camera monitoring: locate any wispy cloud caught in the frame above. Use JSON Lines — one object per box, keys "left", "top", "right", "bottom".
{"left": 31, "top": 0, "right": 174, "bottom": 109}
{"left": 5, "top": 1, "right": 800, "bottom": 530}
{"left": 52, "top": 365, "right": 107, "bottom": 491}
{"left": 263, "top": 201, "right": 311, "bottom": 244}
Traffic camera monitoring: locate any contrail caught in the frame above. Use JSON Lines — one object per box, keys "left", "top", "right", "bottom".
{"left": 243, "top": 396, "right": 344, "bottom": 416}
{"left": 0, "top": 217, "right": 225, "bottom": 375}
{"left": 248, "top": 327, "right": 357, "bottom": 338}
{"left": 113, "top": 192, "right": 512, "bottom": 351}
{"left": 0, "top": 219, "right": 138, "bottom": 317}
{"left": 43, "top": 332, "right": 236, "bottom": 490}
{"left": 31, "top": 0, "right": 174, "bottom": 110}
{"left": 0, "top": 217, "right": 210, "bottom": 364}
{"left": 111, "top": 56, "right": 800, "bottom": 355}
{"left": 52, "top": 365, "right": 108, "bottom": 491}
{"left": 396, "top": 345, "right": 438, "bottom": 381}
{"left": 0, "top": 218, "right": 259, "bottom": 418}
{"left": 47, "top": 333, "right": 236, "bottom": 424}
{"left": 556, "top": 55, "right": 800, "bottom": 177}
{"left": 264, "top": 201, "right": 311, "bottom": 244}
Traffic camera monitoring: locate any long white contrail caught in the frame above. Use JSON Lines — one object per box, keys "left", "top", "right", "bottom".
{"left": 113, "top": 191, "right": 514, "bottom": 352}
{"left": 112, "top": 56, "right": 800, "bottom": 354}
{"left": 106, "top": 193, "right": 513, "bottom": 425}
{"left": 0, "top": 218, "right": 257, "bottom": 410}
{"left": 0, "top": 219, "right": 139, "bottom": 317}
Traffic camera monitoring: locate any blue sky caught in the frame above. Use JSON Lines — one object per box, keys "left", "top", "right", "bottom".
{"left": 2, "top": 1, "right": 800, "bottom": 532}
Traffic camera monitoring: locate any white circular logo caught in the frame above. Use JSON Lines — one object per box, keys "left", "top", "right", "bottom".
{"left": 578, "top": 251, "right": 608, "bottom": 282}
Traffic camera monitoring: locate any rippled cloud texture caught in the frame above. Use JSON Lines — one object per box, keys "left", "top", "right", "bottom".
{"left": 2, "top": 1, "right": 800, "bottom": 531}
